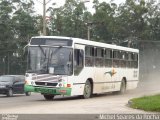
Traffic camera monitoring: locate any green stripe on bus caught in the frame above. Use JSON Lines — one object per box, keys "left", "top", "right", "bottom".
{"left": 24, "top": 85, "right": 71, "bottom": 96}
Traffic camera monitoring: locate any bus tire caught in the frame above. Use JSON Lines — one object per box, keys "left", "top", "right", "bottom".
{"left": 25, "top": 92, "right": 31, "bottom": 96}
{"left": 82, "top": 80, "right": 92, "bottom": 99}
{"left": 119, "top": 79, "right": 126, "bottom": 94}
{"left": 43, "top": 95, "right": 54, "bottom": 100}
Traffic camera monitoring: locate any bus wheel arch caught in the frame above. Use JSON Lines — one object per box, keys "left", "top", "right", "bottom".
{"left": 87, "top": 78, "right": 93, "bottom": 94}
{"left": 82, "top": 78, "right": 93, "bottom": 99}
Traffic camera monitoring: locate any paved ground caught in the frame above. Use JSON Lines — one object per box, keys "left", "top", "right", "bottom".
{"left": 0, "top": 73, "right": 159, "bottom": 119}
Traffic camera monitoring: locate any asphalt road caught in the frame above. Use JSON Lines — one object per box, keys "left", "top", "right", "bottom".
{"left": 0, "top": 73, "right": 160, "bottom": 119}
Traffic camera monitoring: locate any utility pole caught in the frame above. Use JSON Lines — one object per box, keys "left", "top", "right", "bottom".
{"left": 82, "top": 0, "right": 90, "bottom": 40}
{"left": 87, "top": 25, "right": 90, "bottom": 40}
{"left": 86, "top": 22, "right": 93, "bottom": 40}
{"left": 7, "top": 52, "right": 9, "bottom": 74}
{"left": 43, "top": 0, "right": 46, "bottom": 36}
{"left": 42, "top": 0, "right": 54, "bottom": 35}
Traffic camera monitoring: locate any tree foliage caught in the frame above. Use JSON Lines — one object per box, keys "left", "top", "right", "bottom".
{"left": 0, "top": 0, "right": 160, "bottom": 74}
{"left": 0, "top": 0, "right": 40, "bottom": 75}
{"left": 47, "top": 0, "right": 92, "bottom": 39}
{"left": 46, "top": 0, "right": 160, "bottom": 44}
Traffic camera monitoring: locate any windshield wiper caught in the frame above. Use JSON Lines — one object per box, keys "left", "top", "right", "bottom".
{"left": 38, "top": 45, "right": 49, "bottom": 72}
{"left": 26, "top": 69, "right": 47, "bottom": 74}
{"left": 50, "top": 46, "right": 62, "bottom": 57}
{"left": 38, "top": 45, "right": 46, "bottom": 58}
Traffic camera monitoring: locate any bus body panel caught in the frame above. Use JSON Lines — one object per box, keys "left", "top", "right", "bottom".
{"left": 25, "top": 36, "right": 139, "bottom": 98}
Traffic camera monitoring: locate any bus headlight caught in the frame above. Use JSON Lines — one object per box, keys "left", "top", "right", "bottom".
{"left": 31, "top": 81, "right": 34, "bottom": 85}
{"left": 59, "top": 83, "right": 62, "bottom": 87}
{"left": 25, "top": 73, "right": 29, "bottom": 77}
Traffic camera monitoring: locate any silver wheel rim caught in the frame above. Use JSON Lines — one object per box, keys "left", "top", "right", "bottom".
{"left": 84, "top": 83, "right": 91, "bottom": 98}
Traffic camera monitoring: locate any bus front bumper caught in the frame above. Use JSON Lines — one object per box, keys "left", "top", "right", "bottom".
{"left": 24, "top": 85, "right": 71, "bottom": 96}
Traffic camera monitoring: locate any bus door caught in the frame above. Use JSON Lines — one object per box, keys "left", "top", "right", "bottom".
{"left": 74, "top": 44, "right": 85, "bottom": 80}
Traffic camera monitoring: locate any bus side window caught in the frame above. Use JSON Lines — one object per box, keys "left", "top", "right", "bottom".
{"left": 132, "top": 53, "right": 138, "bottom": 68}
{"left": 85, "top": 46, "right": 94, "bottom": 67}
{"left": 135, "top": 53, "right": 138, "bottom": 68}
{"left": 95, "top": 48, "right": 104, "bottom": 67}
{"left": 121, "top": 52, "right": 126, "bottom": 68}
{"left": 74, "top": 49, "right": 84, "bottom": 75}
{"left": 113, "top": 50, "right": 119, "bottom": 68}
{"left": 105, "top": 49, "right": 112, "bottom": 67}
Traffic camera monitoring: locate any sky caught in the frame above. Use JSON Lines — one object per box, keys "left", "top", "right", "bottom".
{"left": 34, "top": 0, "right": 125, "bottom": 15}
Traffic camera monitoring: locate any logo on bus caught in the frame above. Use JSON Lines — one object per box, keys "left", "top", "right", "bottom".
{"left": 104, "top": 68, "right": 117, "bottom": 77}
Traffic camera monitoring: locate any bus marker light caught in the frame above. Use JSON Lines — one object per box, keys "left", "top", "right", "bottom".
{"left": 59, "top": 83, "right": 62, "bottom": 87}
{"left": 67, "top": 84, "right": 71, "bottom": 87}
{"left": 25, "top": 80, "right": 28, "bottom": 85}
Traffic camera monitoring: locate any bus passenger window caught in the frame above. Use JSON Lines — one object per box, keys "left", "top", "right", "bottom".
{"left": 85, "top": 46, "right": 94, "bottom": 67}
{"left": 104, "top": 49, "right": 112, "bottom": 67}
{"left": 74, "top": 49, "right": 84, "bottom": 75}
{"left": 95, "top": 48, "right": 104, "bottom": 67}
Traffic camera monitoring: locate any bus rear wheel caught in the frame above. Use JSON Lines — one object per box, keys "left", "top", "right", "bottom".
{"left": 119, "top": 80, "right": 126, "bottom": 94}
{"left": 43, "top": 94, "right": 54, "bottom": 100}
{"left": 82, "top": 80, "right": 92, "bottom": 99}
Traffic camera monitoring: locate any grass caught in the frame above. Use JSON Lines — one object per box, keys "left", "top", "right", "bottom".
{"left": 129, "top": 94, "right": 160, "bottom": 112}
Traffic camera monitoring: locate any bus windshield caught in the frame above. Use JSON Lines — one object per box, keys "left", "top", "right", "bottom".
{"left": 27, "top": 46, "right": 73, "bottom": 75}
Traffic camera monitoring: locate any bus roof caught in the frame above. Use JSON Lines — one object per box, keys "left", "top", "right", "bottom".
{"left": 73, "top": 38, "right": 139, "bottom": 53}
{"left": 31, "top": 36, "right": 139, "bottom": 53}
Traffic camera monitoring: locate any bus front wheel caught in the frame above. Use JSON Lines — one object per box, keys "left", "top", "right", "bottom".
{"left": 43, "top": 94, "right": 54, "bottom": 100}
{"left": 82, "top": 80, "right": 92, "bottom": 99}
{"left": 25, "top": 92, "right": 31, "bottom": 96}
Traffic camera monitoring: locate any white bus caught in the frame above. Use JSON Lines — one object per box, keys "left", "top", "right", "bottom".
{"left": 25, "top": 36, "right": 139, "bottom": 100}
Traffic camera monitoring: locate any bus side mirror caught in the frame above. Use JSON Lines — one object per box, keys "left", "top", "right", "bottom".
{"left": 23, "top": 45, "right": 28, "bottom": 55}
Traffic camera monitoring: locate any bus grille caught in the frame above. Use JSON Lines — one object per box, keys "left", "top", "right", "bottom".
{"left": 35, "top": 82, "right": 58, "bottom": 87}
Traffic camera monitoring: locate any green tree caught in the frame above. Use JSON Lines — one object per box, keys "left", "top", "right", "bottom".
{"left": 12, "top": 0, "right": 39, "bottom": 46}
{"left": 145, "top": 1, "right": 160, "bottom": 41}
{"left": 0, "top": 0, "right": 15, "bottom": 50}
{"left": 92, "top": 1, "right": 118, "bottom": 43}
{"left": 0, "top": 0, "right": 40, "bottom": 74}
{"left": 116, "top": 0, "right": 148, "bottom": 44}
{"left": 48, "top": 0, "right": 92, "bottom": 39}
